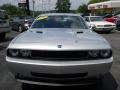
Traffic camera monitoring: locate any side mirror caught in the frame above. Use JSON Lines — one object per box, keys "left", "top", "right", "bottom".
{"left": 89, "top": 24, "right": 95, "bottom": 30}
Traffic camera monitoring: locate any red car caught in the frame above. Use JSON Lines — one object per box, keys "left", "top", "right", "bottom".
{"left": 104, "top": 16, "right": 117, "bottom": 23}
{"left": 104, "top": 15, "right": 120, "bottom": 23}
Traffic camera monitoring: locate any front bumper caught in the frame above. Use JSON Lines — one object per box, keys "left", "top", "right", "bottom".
{"left": 6, "top": 57, "right": 113, "bottom": 86}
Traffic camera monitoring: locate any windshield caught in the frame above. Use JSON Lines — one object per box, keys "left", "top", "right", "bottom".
{"left": 90, "top": 17, "right": 103, "bottom": 21}
{"left": 31, "top": 15, "right": 88, "bottom": 29}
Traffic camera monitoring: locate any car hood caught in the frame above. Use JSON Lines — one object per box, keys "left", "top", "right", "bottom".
{"left": 90, "top": 21, "right": 115, "bottom": 25}
{"left": 9, "top": 28, "right": 111, "bottom": 50}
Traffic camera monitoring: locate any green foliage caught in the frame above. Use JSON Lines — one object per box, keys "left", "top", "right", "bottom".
{"left": 55, "top": 0, "right": 71, "bottom": 13}
{"left": 89, "top": 0, "right": 107, "bottom": 4}
{"left": 77, "top": 4, "right": 90, "bottom": 13}
{"left": 0, "top": 4, "right": 26, "bottom": 16}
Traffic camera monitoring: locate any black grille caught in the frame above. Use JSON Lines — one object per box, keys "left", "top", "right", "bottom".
{"left": 30, "top": 51, "right": 88, "bottom": 60}
{"left": 104, "top": 25, "right": 112, "bottom": 27}
{"left": 31, "top": 72, "right": 88, "bottom": 79}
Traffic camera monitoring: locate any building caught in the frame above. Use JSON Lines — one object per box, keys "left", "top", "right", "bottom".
{"left": 88, "top": 1, "right": 120, "bottom": 15}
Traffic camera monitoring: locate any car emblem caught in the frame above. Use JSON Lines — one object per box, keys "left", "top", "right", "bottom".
{"left": 58, "top": 45, "right": 62, "bottom": 48}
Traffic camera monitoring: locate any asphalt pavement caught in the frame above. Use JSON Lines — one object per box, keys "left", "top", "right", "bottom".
{"left": 0, "top": 30, "right": 120, "bottom": 90}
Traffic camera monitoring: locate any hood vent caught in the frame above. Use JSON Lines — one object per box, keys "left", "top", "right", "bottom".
{"left": 76, "top": 31, "right": 83, "bottom": 34}
{"left": 36, "top": 31, "right": 43, "bottom": 34}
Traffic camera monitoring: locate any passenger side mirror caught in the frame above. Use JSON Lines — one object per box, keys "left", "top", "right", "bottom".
{"left": 89, "top": 24, "right": 95, "bottom": 30}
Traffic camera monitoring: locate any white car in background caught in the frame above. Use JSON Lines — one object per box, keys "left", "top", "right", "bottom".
{"left": 84, "top": 16, "right": 116, "bottom": 33}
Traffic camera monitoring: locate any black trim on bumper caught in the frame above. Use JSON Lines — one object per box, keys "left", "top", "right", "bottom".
{"left": 15, "top": 74, "right": 100, "bottom": 86}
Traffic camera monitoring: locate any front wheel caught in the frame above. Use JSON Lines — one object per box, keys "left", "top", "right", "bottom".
{"left": 106, "top": 30, "right": 111, "bottom": 33}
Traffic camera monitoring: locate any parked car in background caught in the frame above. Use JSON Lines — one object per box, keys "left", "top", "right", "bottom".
{"left": 10, "top": 16, "right": 35, "bottom": 32}
{"left": 0, "top": 10, "right": 11, "bottom": 39}
{"left": 116, "top": 19, "right": 120, "bottom": 30}
{"left": 6, "top": 13, "right": 113, "bottom": 86}
{"left": 80, "top": 13, "right": 90, "bottom": 17}
{"left": 84, "top": 16, "right": 116, "bottom": 33}
{"left": 104, "top": 14, "right": 120, "bottom": 23}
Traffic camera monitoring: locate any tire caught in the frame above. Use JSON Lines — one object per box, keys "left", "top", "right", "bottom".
{"left": 0, "top": 33, "right": 6, "bottom": 40}
{"left": 18, "top": 25, "right": 23, "bottom": 33}
{"left": 106, "top": 31, "right": 111, "bottom": 33}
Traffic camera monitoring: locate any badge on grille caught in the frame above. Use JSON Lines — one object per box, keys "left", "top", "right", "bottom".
{"left": 58, "top": 45, "right": 62, "bottom": 48}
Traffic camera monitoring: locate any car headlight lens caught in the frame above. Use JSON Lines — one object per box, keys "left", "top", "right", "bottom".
{"left": 100, "top": 50, "right": 112, "bottom": 58}
{"left": 8, "top": 49, "right": 19, "bottom": 57}
{"left": 20, "top": 50, "right": 31, "bottom": 57}
{"left": 7, "top": 49, "right": 31, "bottom": 57}
{"left": 24, "top": 23, "right": 29, "bottom": 27}
{"left": 88, "top": 51, "right": 99, "bottom": 58}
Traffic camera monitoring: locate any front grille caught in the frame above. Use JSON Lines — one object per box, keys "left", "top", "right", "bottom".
{"left": 30, "top": 50, "right": 88, "bottom": 60}
{"left": 31, "top": 72, "right": 88, "bottom": 79}
{"left": 104, "top": 25, "right": 112, "bottom": 27}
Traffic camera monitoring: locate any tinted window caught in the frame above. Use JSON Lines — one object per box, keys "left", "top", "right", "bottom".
{"left": 25, "top": 16, "right": 34, "bottom": 19}
{"left": 85, "top": 17, "right": 89, "bottom": 22}
{"left": 90, "top": 17, "right": 103, "bottom": 21}
{"left": 31, "top": 15, "right": 88, "bottom": 29}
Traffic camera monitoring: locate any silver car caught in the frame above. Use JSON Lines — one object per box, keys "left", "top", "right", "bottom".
{"left": 6, "top": 13, "right": 113, "bottom": 86}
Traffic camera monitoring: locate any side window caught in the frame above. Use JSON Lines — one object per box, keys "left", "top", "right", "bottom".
{"left": 85, "top": 17, "right": 89, "bottom": 22}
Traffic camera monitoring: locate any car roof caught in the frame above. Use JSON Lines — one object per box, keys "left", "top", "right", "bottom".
{"left": 85, "top": 16, "right": 102, "bottom": 18}
{"left": 38, "top": 13, "right": 82, "bottom": 17}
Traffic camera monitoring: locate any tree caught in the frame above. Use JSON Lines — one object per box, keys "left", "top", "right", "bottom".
{"left": 55, "top": 0, "right": 71, "bottom": 13}
{"left": 77, "top": 4, "right": 90, "bottom": 13}
{"left": 89, "top": 0, "right": 108, "bottom": 4}
{"left": 0, "top": 4, "right": 26, "bottom": 16}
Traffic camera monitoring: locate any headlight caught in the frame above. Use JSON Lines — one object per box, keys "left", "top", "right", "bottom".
{"left": 88, "top": 51, "right": 99, "bottom": 58}
{"left": 100, "top": 50, "right": 112, "bottom": 58}
{"left": 8, "top": 49, "right": 19, "bottom": 57}
{"left": 24, "top": 23, "right": 29, "bottom": 27}
{"left": 88, "top": 50, "right": 112, "bottom": 58}
{"left": 20, "top": 50, "right": 31, "bottom": 57}
{"left": 7, "top": 49, "right": 31, "bottom": 57}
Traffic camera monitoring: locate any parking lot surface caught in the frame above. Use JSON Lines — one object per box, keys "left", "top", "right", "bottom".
{"left": 0, "top": 30, "right": 120, "bottom": 90}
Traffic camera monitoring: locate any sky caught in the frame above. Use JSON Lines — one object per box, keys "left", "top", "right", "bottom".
{"left": 0, "top": 0, "right": 90, "bottom": 11}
